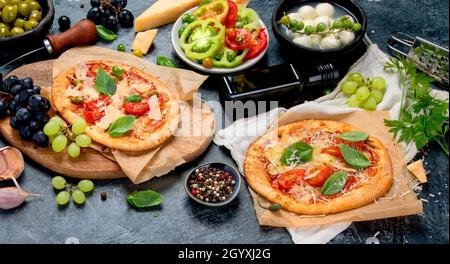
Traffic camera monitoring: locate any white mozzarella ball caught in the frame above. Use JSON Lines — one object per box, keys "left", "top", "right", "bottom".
{"left": 298, "top": 5, "right": 317, "bottom": 19}
{"left": 303, "top": 19, "right": 314, "bottom": 27}
{"left": 338, "top": 31, "right": 355, "bottom": 46}
{"left": 293, "top": 35, "right": 313, "bottom": 48}
{"left": 313, "top": 16, "right": 331, "bottom": 27}
{"left": 315, "top": 3, "right": 335, "bottom": 17}
{"left": 310, "top": 34, "right": 322, "bottom": 48}
{"left": 320, "top": 35, "right": 341, "bottom": 50}
{"left": 287, "top": 12, "right": 303, "bottom": 22}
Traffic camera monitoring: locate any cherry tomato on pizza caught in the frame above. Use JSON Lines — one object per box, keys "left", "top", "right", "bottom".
{"left": 123, "top": 101, "right": 150, "bottom": 116}
{"left": 278, "top": 169, "right": 306, "bottom": 191}
{"left": 305, "top": 165, "right": 334, "bottom": 187}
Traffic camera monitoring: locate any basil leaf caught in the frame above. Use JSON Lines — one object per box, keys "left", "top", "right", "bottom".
{"left": 108, "top": 115, "right": 136, "bottom": 137}
{"left": 95, "top": 68, "right": 117, "bottom": 97}
{"left": 338, "top": 144, "right": 372, "bottom": 170}
{"left": 338, "top": 131, "right": 369, "bottom": 142}
{"left": 280, "top": 142, "right": 313, "bottom": 165}
{"left": 321, "top": 171, "right": 348, "bottom": 195}
{"left": 156, "top": 56, "right": 178, "bottom": 68}
{"left": 125, "top": 94, "right": 142, "bottom": 103}
{"left": 127, "top": 190, "right": 163, "bottom": 208}
{"left": 112, "top": 65, "right": 124, "bottom": 77}
{"left": 96, "top": 25, "right": 117, "bottom": 42}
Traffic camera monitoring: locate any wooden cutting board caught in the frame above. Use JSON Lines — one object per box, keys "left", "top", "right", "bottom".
{"left": 0, "top": 60, "right": 215, "bottom": 180}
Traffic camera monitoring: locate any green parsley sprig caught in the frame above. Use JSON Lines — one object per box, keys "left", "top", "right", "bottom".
{"left": 383, "top": 56, "right": 449, "bottom": 156}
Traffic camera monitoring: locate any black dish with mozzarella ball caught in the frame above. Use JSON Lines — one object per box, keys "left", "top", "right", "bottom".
{"left": 272, "top": 0, "right": 367, "bottom": 59}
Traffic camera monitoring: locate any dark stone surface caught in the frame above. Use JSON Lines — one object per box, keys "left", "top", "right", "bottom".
{"left": 0, "top": 0, "right": 448, "bottom": 244}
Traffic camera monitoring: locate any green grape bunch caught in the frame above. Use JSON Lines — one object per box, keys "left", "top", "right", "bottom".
{"left": 340, "top": 72, "right": 387, "bottom": 111}
{"left": 279, "top": 15, "right": 362, "bottom": 37}
{"left": 52, "top": 176, "right": 95, "bottom": 207}
{"left": 43, "top": 116, "right": 92, "bottom": 158}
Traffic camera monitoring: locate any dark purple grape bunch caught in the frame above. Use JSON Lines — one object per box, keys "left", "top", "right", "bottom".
{"left": 87, "top": 0, "right": 134, "bottom": 32}
{"left": 0, "top": 74, "right": 50, "bottom": 147}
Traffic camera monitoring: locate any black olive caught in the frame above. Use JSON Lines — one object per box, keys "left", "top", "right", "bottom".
{"left": 58, "top": 16, "right": 71, "bottom": 32}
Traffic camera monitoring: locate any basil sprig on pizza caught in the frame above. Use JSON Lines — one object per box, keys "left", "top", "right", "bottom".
{"left": 52, "top": 60, "right": 180, "bottom": 152}
{"left": 244, "top": 120, "right": 393, "bottom": 215}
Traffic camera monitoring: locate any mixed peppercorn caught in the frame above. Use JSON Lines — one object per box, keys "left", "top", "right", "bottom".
{"left": 188, "top": 166, "right": 236, "bottom": 203}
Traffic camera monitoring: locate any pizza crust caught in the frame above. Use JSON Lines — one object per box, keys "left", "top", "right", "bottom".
{"left": 244, "top": 120, "right": 393, "bottom": 215}
{"left": 52, "top": 61, "right": 180, "bottom": 152}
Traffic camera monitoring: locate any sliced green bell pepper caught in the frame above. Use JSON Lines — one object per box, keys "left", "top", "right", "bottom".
{"left": 212, "top": 47, "right": 248, "bottom": 68}
{"left": 180, "top": 18, "right": 226, "bottom": 61}
{"left": 237, "top": 6, "right": 261, "bottom": 32}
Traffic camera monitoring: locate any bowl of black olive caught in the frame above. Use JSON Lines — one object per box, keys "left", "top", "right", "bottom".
{"left": 0, "top": 0, "right": 54, "bottom": 50}
{"left": 185, "top": 162, "right": 242, "bottom": 207}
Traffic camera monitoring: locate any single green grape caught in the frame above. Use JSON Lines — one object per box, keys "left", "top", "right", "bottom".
{"left": 348, "top": 94, "right": 361, "bottom": 108}
{"left": 289, "top": 19, "right": 300, "bottom": 30}
{"left": 43, "top": 121, "right": 60, "bottom": 136}
{"left": 279, "top": 15, "right": 290, "bottom": 26}
{"left": 355, "top": 86, "right": 370, "bottom": 101}
{"left": 332, "top": 20, "right": 342, "bottom": 29}
{"left": 316, "top": 22, "right": 326, "bottom": 32}
{"left": 370, "top": 89, "right": 384, "bottom": 103}
{"left": 340, "top": 81, "right": 358, "bottom": 95}
{"left": 72, "top": 190, "right": 86, "bottom": 205}
{"left": 371, "top": 77, "right": 386, "bottom": 91}
{"left": 52, "top": 135, "right": 68, "bottom": 153}
{"left": 56, "top": 191, "right": 70, "bottom": 206}
{"left": 348, "top": 72, "right": 364, "bottom": 86}
{"left": 304, "top": 25, "right": 314, "bottom": 35}
{"left": 68, "top": 143, "right": 81, "bottom": 158}
{"left": 75, "top": 134, "right": 92, "bottom": 148}
{"left": 352, "top": 23, "right": 362, "bottom": 32}
{"left": 72, "top": 118, "right": 87, "bottom": 135}
{"left": 78, "top": 180, "right": 94, "bottom": 193}
{"left": 361, "top": 97, "right": 377, "bottom": 111}
{"left": 51, "top": 176, "right": 66, "bottom": 190}
{"left": 49, "top": 116, "right": 64, "bottom": 126}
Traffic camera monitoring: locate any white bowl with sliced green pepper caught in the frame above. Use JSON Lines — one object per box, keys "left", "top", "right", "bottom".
{"left": 171, "top": 0, "right": 269, "bottom": 74}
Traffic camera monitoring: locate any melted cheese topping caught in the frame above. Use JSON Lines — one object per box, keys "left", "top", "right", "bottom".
{"left": 76, "top": 63, "right": 89, "bottom": 81}
{"left": 147, "top": 95, "right": 162, "bottom": 121}
{"left": 96, "top": 105, "right": 125, "bottom": 130}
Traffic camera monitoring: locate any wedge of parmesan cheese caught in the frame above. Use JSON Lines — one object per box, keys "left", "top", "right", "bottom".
{"left": 111, "top": 77, "right": 129, "bottom": 107}
{"left": 96, "top": 105, "right": 125, "bottom": 130}
{"left": 82, "top": 85, "right": 100, "bottom": 100}
{"left": 134, "top": 0, "right": 203, "bottom": 32}
{"left": 132, "top": 29, "right": 158, "bottom": 55}
{"left": 407, "top": 160, "right": 428, "bottom": 183}
{"left": 131, "top": 83, "right": 153, "bottom": 93}
{"left": 147, "top": 95, "right": 162, "bottom": 121}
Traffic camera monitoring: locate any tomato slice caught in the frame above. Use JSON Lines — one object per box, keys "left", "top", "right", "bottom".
{"left": 245, "top": 29, "right": 268, "bottom": 60}
{"left": 321, "top": 146, "right": 343, "bottom": 158}
{"left": 123, "top": 101, "right": 149, "bottom": 116}
{"left": 305, "top": 166, "right": 334, "bottom": 187}
{"left": 343, "top": 176, "right": 357, "bottom": 190}
{"left": 278, "top": 169, "right": 305, "bottom": 191}
{"left": 225, "top": 0, "right": 238, "bottom": 28}
{"left": 225, "top": 28, "right": 252, "bottom": 50}
{"left": 84, "top": 110, "right": 104, "bottom": 124}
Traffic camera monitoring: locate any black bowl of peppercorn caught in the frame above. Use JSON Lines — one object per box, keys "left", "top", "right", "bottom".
{"left": 185, "top": 162, "right": 241, "bottom": 207}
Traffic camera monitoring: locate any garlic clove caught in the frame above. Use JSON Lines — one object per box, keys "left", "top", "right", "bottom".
{"left": 0, "top": 147, "right": 24, "bottom": 181}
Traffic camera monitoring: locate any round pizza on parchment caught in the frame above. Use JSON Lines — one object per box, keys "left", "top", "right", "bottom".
{"left": 52, "top": 60, "right": 180, "bottom": 152}
{"left": 244, "top": 120, "right": 393, "bottom": 215}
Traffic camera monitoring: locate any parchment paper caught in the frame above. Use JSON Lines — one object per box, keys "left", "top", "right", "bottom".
{"left": 52, "top": 46, "right": 210, "bottom": 184}
{"left": 251, "top": 110, "right": 423, "bottom": 228}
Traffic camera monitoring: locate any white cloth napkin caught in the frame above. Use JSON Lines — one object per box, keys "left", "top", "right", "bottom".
{"left": 213, "top": 44, "right": 449, "bottom": 244}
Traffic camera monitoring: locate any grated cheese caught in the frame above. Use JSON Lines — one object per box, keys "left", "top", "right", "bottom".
{"left": 147, "top": 95, "right": 162, "bottom": 121}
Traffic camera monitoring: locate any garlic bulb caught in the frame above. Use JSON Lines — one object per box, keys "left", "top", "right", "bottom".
{"left": 0, "top": 147, "right": 24, "bottom": 181}
{"left": 0, "top": 177, "right": 40, "bottom": 210}
{"left": 316, "top": 3, "right": 335, "bottom": 17}
{"left": 320, "top": 35, "right": 341, "bottom": 50}
{"left": 298, "top": 5, "right": 317, "bottom": 20}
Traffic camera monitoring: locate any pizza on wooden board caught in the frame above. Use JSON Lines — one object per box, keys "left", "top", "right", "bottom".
{"left": 52, "top": 60, "right": 180, "bottom": 152}
{"left": 244, "top": 120, "right": 393, "bottom": 215}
